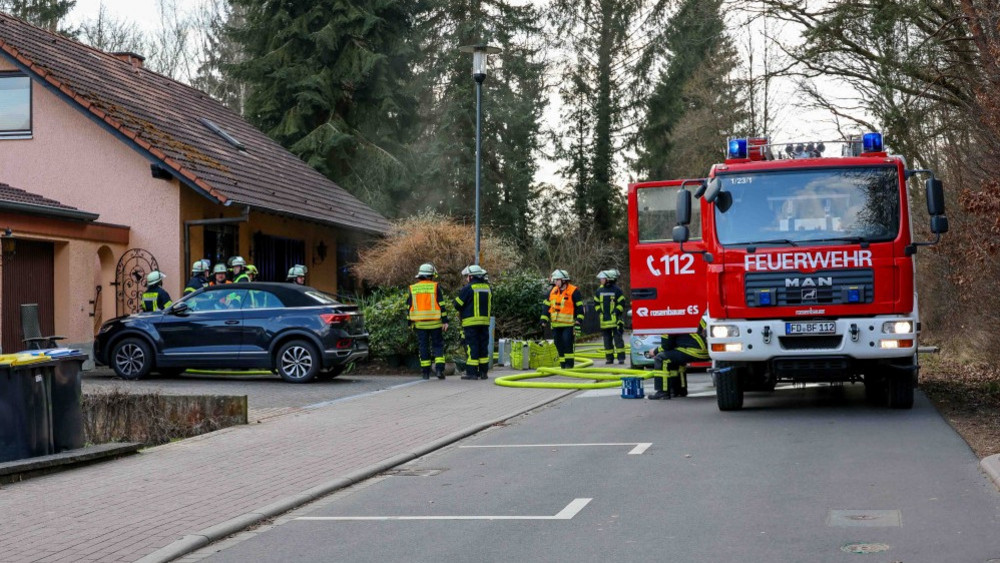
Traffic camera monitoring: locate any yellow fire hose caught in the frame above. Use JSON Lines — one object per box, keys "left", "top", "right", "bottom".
{"left": 494, "top": 342, "right": 652, "bottom": 390}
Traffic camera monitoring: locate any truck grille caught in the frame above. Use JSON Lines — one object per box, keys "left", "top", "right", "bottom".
{"left": 778, "top": 335, "right": 843, "bottom": 350}
{"left": 745, "top": 269, "right": 874, "bottom": 307}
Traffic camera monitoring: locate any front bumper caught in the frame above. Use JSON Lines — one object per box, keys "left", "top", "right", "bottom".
{"left": 707, "top": 315, "right": 917, "bottom": 362}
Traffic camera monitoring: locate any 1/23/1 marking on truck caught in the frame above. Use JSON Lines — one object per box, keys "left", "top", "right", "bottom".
{"left": 647, "top": 253, "right": 695, "bottom": 276}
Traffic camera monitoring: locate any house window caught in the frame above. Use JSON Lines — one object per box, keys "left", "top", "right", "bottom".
{"left": 203, "top": 224, "right": 238, "bottom": 269}
{"left": 0, "top": 74, "right": 31, "bottom": 138}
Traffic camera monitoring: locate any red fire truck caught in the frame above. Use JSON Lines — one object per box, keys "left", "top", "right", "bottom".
{"left": 631, "top": 133, "right": 948, "bottom": 410}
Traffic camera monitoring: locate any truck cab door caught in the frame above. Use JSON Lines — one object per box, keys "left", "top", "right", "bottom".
{"left": 628, "top": 180, "right": 709, "bottom": 336}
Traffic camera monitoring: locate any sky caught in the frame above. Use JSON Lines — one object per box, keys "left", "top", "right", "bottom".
{"left": 64, "top": 0, "right": 860, "bottom": 187}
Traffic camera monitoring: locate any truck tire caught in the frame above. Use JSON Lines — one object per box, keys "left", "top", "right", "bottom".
{"left": 716, "top": 368, "right": 744, "bottom": 411}
{"left": 886, "top": 371, "right": 914, "bottom": 409}
{"left": 863, "top": 373, "right": 886, "bottom": 404}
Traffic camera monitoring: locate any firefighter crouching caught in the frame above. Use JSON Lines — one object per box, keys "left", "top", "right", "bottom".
{"left": 541, "top": 269, "right": 584, "bottom": 369}
{"left": 594, "top": 269, "right": 627, "bottom": 364}
{"left": 141, "top": 270, "right": 172, "bottom": 312}
{"left": 455, "top": 265, "right": 492, "bottom": 380}
{"left": 645, "top": 318, "right": 709, "bottom": 400}
{"left": 407, "top": 263, "right": 449, "bottom": 380}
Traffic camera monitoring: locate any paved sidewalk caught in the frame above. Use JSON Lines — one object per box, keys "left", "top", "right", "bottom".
{"left": 0, "top": 375, "right": 572, "bottom": 563}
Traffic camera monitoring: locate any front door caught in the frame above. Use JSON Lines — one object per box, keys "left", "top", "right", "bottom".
{"left": 156, "top": 289, "right": 246, "bottom": 368}
{"left": 1, "top": 239, "right": 54, "bottom": 353}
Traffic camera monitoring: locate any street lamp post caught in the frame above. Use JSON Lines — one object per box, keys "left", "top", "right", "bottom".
{"left": 459, "top": 44, "right": 501, "bottom": 265}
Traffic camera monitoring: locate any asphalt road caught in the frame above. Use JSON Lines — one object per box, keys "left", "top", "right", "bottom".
{"left": 191, "top": 374, "right": 1000, "bottom": 562}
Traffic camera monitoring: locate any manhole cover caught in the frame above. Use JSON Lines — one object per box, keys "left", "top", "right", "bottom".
{"left": 383, "top": 468, "right": 443, "bottom": 477}
{"left": 841, "top": 543, "right": 891, "bottom": 554}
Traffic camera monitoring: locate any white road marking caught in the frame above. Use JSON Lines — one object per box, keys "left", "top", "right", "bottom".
{"left": 460, "top": 443, "right": 652, "bottom": 455}
{"left": 295, "top": 498, "right": 592, "bottom": 521}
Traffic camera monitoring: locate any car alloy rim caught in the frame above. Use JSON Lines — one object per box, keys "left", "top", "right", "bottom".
{"left": 281, "top": 346, "right": 313, "bottom": 379}
{"left": 115, "top": 343, "right": 145, "bottom": 377}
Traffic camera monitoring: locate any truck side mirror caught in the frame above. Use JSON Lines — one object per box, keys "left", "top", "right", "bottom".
{"left": 926, "top": 178, "right": 945, "bottom": 216}
{"left": 930, "top": 215, "right": 949, "bottom": 234}
{"left": 693, "top": 179, "right": 708, "bottom": 199}
{"left": 672, "top": 225, "right": 690, "bottom": 243}
{"left": 704, "top": 179, "right": 722, "bottom": 203}
{"left": 675, "top": 189, "right": 692, "bottom": 225}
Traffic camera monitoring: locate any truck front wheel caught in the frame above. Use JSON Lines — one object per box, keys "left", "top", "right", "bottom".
{"left": 716, "top": 367, "right": 744, "bottom": 411}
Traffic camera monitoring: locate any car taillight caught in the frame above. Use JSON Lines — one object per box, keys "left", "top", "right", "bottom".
{"left": 321, "top": 313, "right": 351, "bottom": 324}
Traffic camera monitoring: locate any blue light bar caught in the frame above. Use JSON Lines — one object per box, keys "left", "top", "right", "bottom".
{"left": 758, "top": 290, "right": 772, "bottom": 306}
{"left": 862, "top": 132, "right": 883, "bottom": 153}
{"left": 728, "top": 138, "right": 748, "bottom": 159}
{"left": 847, "top": 287, "right": 860, "bottom": 303}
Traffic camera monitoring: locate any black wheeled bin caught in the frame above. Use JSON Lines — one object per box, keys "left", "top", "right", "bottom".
{"left": 48, "top": 352, "right": 87, "bottom": 451}
{"left": 0, "top": 358, "right": 55, "bottom": 463}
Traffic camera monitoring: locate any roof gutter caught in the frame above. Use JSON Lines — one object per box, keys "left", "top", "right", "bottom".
{"left": 184, "top": 205, "right": 250, "bottom": 277}
{"left": 0, "top": 200, "right": 99, "bottom": 222}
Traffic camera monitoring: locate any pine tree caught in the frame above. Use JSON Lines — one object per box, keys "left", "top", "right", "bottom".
{"left": 229, "top": 0, "right": 420, "bottom": 217}
{"left": 551, "top": 0, "right": 671, "bottom": 236}
{"left": 0, "top": 0, "right": 75, "bottom": 33}
{"left": 637, "top": 0, "right": 729, "bottom": 180}
{"left": 406, "top": 0, "right": 547, "bottom": 244}
{"left": 192, "top": 0, "right": 248, "bottom": 114}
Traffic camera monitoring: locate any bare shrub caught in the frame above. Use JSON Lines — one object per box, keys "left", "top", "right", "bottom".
{"left": 354, "top": 212, "right": 518, "bottom": 290}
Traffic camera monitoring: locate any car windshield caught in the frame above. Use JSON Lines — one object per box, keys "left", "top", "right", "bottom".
{"left": 712, "top": 166, "right": 900, "bottom": 246}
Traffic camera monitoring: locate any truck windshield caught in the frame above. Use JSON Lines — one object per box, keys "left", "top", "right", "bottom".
{"left": 712, "top": 166, "right": 899, "bottom": 246}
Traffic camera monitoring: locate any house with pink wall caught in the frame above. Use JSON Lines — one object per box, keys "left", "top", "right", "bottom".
{"left": 0, "top": 13, "right": 388, "bottom": 355}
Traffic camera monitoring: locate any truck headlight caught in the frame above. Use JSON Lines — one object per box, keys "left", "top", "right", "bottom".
{"left": 882, "top": 321, "right": 913, "bottom": 334}
{"left": 711, "top": 325, "right": 740, "bottom": 338}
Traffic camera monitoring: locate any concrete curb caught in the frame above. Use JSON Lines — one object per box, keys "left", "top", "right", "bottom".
{"left": 136, "top": 389, "right": 574, "bottom": 563}
{"left": 980, "top": 454, "right": 1000, "bottom": 492}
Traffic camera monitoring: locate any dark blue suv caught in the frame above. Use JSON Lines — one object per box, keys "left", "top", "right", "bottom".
{"left": 94, "top": 283, "right": 369, "bottom": 383}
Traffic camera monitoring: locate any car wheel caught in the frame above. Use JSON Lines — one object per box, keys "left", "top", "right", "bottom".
{"left": 112, "top": 337, "right": 153, "bottom": 380}
{"left": 276, "top": 340, "right": 320, "bottom": 383}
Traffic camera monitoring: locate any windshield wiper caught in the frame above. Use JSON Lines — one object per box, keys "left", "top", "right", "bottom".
{"left": 809, "top": 236, "right": 869, "bottom": 246}
{"left": 741, "top": 238, "right": 799, "bottom": 247}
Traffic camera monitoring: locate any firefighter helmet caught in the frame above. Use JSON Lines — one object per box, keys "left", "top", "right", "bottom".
{"left": 596, "top": 270, "right": 609, "bottom": 280}
{"left": 230, "top": 256, "right": 246, "bottom": 268}
{"left": 246, "top": 264, "right": 258, "bottom": 276}
{"left": 213, "top": 263, "right": 228, "bottom": 275}
{"left": 146, "top": 270, "right": 165, "bottom": 286}
{"left": 192, "top": 260, "right": 207, "bottom": 274}
{"left": 416, "top": 263, "right": 438, "bottom": 278}
{"left": 467, "top": 265, "right": 487, "bottom": 277}
{"left": 288, "top": 265, "right": 307, "bottom": 279}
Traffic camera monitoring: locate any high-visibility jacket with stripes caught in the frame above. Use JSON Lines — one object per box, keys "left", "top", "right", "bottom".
{"left": 594, "top": 283, "right": 625, "bottom": 329}
{"left": 184, "top": 276, "right": 206, "bottom": 295}
{"left": 233, "top": 272, "right": 251, "bottom": 283}
{"left": 454, "top": 278, "right": 491, "bottom": 327}
{"left": 542, "top": 284, "right": 584, "bottom": 327}
{"left": 407, "top": 280, "right": 448, "bottom": 329}
{"left": 656, "top": 332, "right": 709, "bottom": 360}
{"left": 141, "top": 286, "right": 173, "bottom": 312}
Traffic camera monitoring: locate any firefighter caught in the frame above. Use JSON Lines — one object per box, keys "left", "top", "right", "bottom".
{"left": 230, "top": 256, "right": 250, "bottom": 283}
{"left": 246, "top": 264, "right": 259, "bottom": 281}
{"left": 141, "top": 270, "right": 172, "bottom": 312}
{"left": 209, "top": 263, "right": 230, "bottom": 286}
{"left": 541, "top": 269, "right": 585, "bottom": 369}
{"left": 594, "top": 269, "right": 627, "bottom": 364}
{"left": 454, "top": 264, "right": 491, "bottom": 380}
{"left": 407, "top": 263, "right": 449, "bottom": 380}
{"left": 184, "top": 260, "right": 208, "bottom": 295}
{"left": 287, "top": 264, "right": 307, "bottom": 285}
{"left": 645, "top": 318, "right": 709, "bottom": 399}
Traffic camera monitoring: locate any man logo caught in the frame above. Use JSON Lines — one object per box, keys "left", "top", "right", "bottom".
{"left": 785, "top": 277, "right": 833, "bottom": 288}
{"left": 802, "top": 288, "right": 818, "bottom": 300}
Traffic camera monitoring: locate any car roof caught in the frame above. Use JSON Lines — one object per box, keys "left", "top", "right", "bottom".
{"left": 197, "top": 282, "right": 336, "bottom": 307}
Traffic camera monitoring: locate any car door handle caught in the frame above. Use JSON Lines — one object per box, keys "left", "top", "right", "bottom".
{"left": 225, "top": 320, "right": 240, "bottom": 325}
